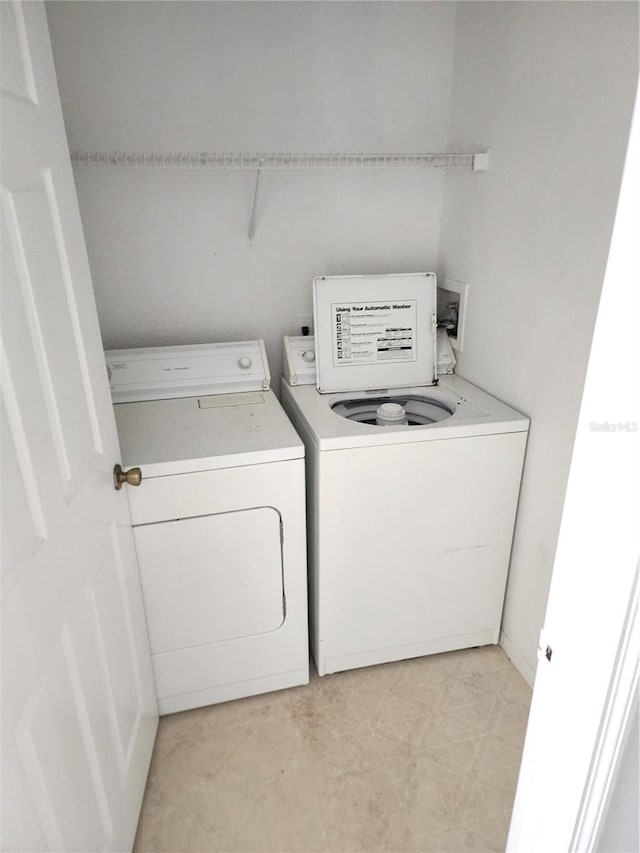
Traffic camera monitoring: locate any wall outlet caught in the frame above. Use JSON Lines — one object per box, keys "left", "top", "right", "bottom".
{"left": 295, "top": 315, "right": 313, "bottom": 336}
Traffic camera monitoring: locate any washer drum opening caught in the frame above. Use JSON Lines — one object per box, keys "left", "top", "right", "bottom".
{"left": 331, "top": 394, "right": 455, "bottom": 427}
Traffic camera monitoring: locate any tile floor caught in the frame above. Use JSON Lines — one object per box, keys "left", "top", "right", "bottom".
{"left": 134, "top": 646, "right": 532, "bottom": 853}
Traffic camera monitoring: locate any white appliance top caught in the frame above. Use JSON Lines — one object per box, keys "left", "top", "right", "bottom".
{"left": 282, "top": 373, "right": 529, "bottom": 452}
{"left": 313, "top": 273, "right": 437, "bottom": 394}
{"left": 114, "top": 390, "right": 303, "bottom": 477}
{"left": 105, "top": 340, "right": 270, "bottom": 403}
{"left": 283, "top": 335, "right": 317, "bottom": 385}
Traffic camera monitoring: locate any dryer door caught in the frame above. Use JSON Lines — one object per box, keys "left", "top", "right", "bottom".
{"left": 134, "top": 506, "right": 284, "bottom": 654}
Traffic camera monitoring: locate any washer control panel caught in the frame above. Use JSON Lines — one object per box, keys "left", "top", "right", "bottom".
{"left": 283, "top": 336, "right": 317, "bottom": 386}
{"left": 106, "top": 340, "right": 271, "bottom": 403}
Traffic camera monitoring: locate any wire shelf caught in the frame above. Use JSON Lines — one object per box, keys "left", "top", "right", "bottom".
{"left": 70, "top": 149, "right": 489, "bottom": 242}
{"left": 70, "top": 150, "right": 488, "bottom": 171}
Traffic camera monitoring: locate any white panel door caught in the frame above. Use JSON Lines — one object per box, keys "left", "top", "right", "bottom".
{"left": 1, "top": 4, "right": 158, "bottom": 851}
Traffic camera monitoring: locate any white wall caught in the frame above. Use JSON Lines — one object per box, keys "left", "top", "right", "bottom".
{"left": 508, "top": 84, "right": 639, "bottom": 846}
{"left": 46, "top": 0, "right": 456, "bottom": 385}
{"left": 438, "top": 1, "right": 638, "bottom": 681}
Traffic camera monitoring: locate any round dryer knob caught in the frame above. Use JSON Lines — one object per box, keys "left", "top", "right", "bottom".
{"left": 237, "top": 356, "right": 252, "bottom": 370}
{"left": 302, "top": 350, "right": 316, "bottom": 363}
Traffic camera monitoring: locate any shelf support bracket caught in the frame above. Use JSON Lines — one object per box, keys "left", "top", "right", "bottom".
{"left": 247, "top": 164, "right": 263, "bottom": 243}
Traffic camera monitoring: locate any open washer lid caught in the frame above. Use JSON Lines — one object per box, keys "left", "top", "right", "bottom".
{"left": 313, "top": 273, "right": 437, "bottom": 394}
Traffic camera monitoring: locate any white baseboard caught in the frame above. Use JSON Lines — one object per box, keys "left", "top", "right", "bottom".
{"left": 500, "top": 629, "right": 537, "bottom": 687}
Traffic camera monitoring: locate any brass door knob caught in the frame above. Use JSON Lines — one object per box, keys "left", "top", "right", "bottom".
{"left": 114, "top": 464, "right": 142, "bottom": 490}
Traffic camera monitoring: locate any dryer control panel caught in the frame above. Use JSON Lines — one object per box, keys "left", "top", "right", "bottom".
{"left": 105, "top": 340, "right": 271, "bottom": 403}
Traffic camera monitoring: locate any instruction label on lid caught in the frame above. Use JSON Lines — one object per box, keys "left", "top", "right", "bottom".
{"left": 331, "top": 300, "right": 417, "bottom": 367}
{"left": 314, "top": 273, "right": 436, "bottom": 393}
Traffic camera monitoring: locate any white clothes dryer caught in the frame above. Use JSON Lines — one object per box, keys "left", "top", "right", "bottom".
{"left": 106, "top": 340, "right": 309, "bottom": 714}
{"left": 282, "top": 274, "right": 529, "bottom": 677}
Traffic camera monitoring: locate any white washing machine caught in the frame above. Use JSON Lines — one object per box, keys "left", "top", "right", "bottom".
{"left": 106, "top": 340, "right": 309, "bottom": 714}
{"left": 282, "top": 273, "right": 529, "bottom": 676}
